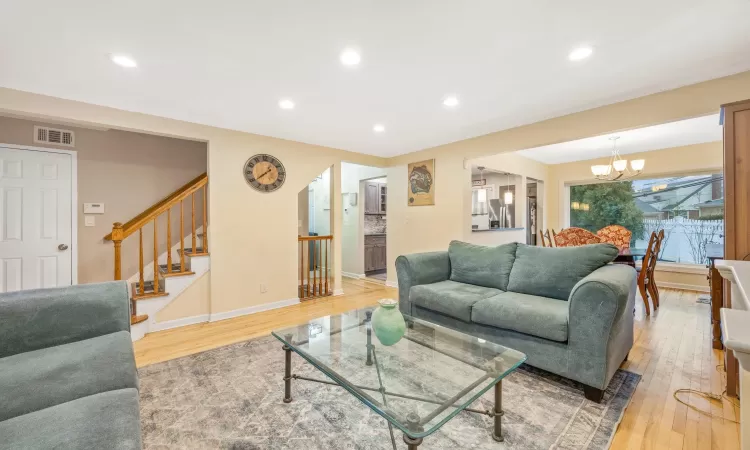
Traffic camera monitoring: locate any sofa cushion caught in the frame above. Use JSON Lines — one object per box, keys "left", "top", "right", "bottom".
{"left": 0, "top": 330, "right": 137, "bottom": 422}
{"left": 448, "top": 240, "right": 517, "bottom": 291}
{"left": 506, "top": 243, "right": 619, "bottom": 300}
{"left": 472, "top": 292, "right": 569, "bottom": 342}
{"left": 410, "top": 280, "right": 502, "bottom": 322}
{"left": 0, "top": 388, "right": 141, "bottom": 450}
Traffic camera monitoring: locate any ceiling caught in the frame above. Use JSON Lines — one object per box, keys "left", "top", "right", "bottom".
{"left": 1, "top": 1, "right": 748, "bottom": 157}
{"left": 516, "top": 114, "right": 722, "bottom": 164}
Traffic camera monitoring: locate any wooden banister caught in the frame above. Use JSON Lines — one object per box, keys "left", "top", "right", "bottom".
{"left": 108, "top": 172, "right": 208, "bottom": 286}
{"left": 104, "top": 173, "right": 207, "bottom": 241}
{"left": 298, "top": 235, "right": 333, "bottom": 300}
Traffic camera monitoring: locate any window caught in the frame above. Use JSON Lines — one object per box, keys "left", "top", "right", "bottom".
{"left": 569, "top": 174, "right": 723, "bottom": 265}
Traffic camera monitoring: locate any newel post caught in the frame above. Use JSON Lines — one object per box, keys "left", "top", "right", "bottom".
{"left": 112, "top": 222, "right": 124, "bottom": 280}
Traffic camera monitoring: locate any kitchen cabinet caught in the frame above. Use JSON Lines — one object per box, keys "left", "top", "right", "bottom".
{"left": 364, "top": 182, "right": 386, "bottom": 214}
{"left": 365, "top": 235, "right": 387, "bottom": 272}
{"left": 379, "top": 184, "right": 387, "bottom": 213}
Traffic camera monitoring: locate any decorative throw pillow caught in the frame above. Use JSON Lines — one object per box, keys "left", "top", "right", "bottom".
{"left": 506, "top": 243, "right": 619, "bottom": 300}
{"left": 449, "top": 240, "right": 517, "bottom": 291}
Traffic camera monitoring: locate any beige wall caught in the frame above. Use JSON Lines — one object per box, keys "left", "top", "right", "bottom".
{"left": 0, "top": 115, "right": 207, "bottom": 284}
{"left": 156, "top": 270, "right": 211, "bottom": 322}
{"left": 383, "top": 71, "right": 750, "bottom": 284}
{"left": 0, "top": 87, "right": 386, "bottom": 314}
{"left": 3, "top": 70, "right": 747, "bottom": 308}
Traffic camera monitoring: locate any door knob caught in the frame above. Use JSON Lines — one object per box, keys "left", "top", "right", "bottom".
{"left": 58, "top": 244, "right": 69, "bottom": 251}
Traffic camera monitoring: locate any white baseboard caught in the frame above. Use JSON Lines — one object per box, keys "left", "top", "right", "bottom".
{"left": 658, "top": 281, "right": 709, "bottom": 293}
{"left": 209, "top": 297, "right": 300, "bottom": 322}
{"left": 342, "top": 272, "right": 365, "bottom": 279}
{"left": 152, "top": 314, "right": 210, "bottom": 332}
{"left": 333, "top": 288, "right": 344, "bottom": 296}
{"left": 385, "top": 280, "right": 398, "bottom": 288}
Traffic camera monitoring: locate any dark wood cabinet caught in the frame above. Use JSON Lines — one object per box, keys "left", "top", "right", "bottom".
{"left": 722, "top": 98, "right": 750, "bottom": 398}
{"left": 364, "top": 182, "right": 386, "bottom": 214}
{"left": 365, "top": 235, "right": 386, "bottom": 272}
{"left": 379, "top": 184, "right": 387, "bottom": 213}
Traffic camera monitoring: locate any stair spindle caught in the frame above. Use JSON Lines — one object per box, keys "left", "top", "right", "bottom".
{"left": 180, "top": 200, "right": 185, "bottom": 272}
{"left": 153, "top": 218, "right": 158, "bottom": 292}
{"left": 324, "top": 237, "right": 329, "bottom": 295}
{"left": 202, "top": 185, "right": 208, "bottom": 253}
{"left": 191, "top": 192, "right": 197, "bottom": 253}
{"left": 299, "top": 238, "right": 303, "bottom": 299}
{"left": 139, "top": 228, "right": 145, "bottom": 295}
{"left": 318, "top": 240, "right": 325, "bottom": 296}
{"left": 167, "top": 209, "right": 172, "bottom": 273}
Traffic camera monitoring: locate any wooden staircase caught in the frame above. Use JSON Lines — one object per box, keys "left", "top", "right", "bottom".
{"left": 105, "top": 173, "right": 209, "bottom": 327}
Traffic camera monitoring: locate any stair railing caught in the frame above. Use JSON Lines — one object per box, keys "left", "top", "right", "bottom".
{"left": 298, "top": 235, "right": 333, "bottom": 299}
{"left": 104, "top": 173, "right": 208, "bottom": 296}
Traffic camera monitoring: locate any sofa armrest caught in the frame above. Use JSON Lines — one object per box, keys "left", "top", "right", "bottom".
{"left": 395, "top": 251, "right": 451, "bottom": 316}
{"left": 567, "top": 264, "right": 636, "bottom": 389}
{"left": 0, "top": 281, "right": 131, "bottom": 358}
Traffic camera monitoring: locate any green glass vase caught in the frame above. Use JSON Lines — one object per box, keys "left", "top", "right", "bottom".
{"left": 372, "top": 299, "right": 406, "bottom": 346}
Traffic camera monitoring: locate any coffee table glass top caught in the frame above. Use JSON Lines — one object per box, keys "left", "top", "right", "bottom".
{"left": 272, "top": 307, "right": 526, "bottom": 439}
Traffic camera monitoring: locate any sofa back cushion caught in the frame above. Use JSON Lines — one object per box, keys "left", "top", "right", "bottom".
{"left": 507, "top": 243, "right": 619, "bottom": 300}
{"left": 448, "top": 241, "right": 517, "bottom": 291}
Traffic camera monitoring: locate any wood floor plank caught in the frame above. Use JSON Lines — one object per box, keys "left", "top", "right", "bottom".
{"left": 133, "top": 283, "right": 740, "bottom": 449}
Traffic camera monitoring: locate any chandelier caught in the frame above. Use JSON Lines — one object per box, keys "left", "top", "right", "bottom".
{"left": 590, "top": 136, "right": 645, "bottom": 181}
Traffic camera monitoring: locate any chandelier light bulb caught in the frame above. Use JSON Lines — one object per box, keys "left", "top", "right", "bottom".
{"left": 630, "top": 159, "right": 645, "bottom": 171}
{"left": 612, "top": 159, "right": 628, "bottom": 172}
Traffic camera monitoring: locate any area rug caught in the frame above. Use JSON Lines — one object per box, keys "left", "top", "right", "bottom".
{"left": 139, "top": 336, "right": 639, "bottom": 449}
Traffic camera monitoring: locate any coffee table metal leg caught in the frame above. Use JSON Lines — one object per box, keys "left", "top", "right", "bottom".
{"left": 403, "top": 435, "right": 423, "bottom": 449}
{"left": 365, "top": 311, "right": 373, "bottom": 366}
{"left": 493, "top": 379, "right": 504, "bottom": 442}
{"left": 283, "top": 333, "right": 293, "bottom": 403}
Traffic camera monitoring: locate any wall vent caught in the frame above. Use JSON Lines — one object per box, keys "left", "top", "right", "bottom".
{"left": 34, "top": 126, "right": 75, "bottom": 147}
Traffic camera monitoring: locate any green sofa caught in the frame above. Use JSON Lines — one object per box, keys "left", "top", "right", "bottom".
{"left": 396, "top": 241, "right": 636, "bottom": 402}
{"left": 0, "top": 282, "right": 142, "bottom": 449}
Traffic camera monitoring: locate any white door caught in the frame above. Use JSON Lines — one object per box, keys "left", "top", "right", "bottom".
{"left": 0, "top": 146, "right": 73, "bottom": 292}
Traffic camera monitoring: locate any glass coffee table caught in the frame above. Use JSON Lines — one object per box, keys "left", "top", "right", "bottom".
{"left": 272, "top": 307, "right": 526, "bottom": 449}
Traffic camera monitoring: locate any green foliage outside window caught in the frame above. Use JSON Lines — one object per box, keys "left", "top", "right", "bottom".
{"left": 570, "top": 181, "right": 645, "bottom": 241}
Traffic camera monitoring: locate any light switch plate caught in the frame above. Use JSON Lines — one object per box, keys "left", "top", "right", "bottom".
{"left": 83, "top": 203, "right": 105, "bottom": 214}
{"left": 84, "top": 215, "right": 96, "bottom": 227}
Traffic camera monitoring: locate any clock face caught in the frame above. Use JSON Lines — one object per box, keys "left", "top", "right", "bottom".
{"left": 244, "top": 154, "right": 286, "bottom": 192}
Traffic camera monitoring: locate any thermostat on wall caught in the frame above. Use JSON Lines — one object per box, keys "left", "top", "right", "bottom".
{"left": 83, "top": 203, "right": 105, "bottom": 214}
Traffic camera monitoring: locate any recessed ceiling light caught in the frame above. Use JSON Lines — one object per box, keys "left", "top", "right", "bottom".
{"left": 111, "top": 54, "right": 137, "bottom": 68}
{"left": 340, "top": 48, "right": 361, "bottom": 66}
{"left": 373, "top": 124, "right": 385, "bottom": 133}
{"left": 443, "top": 96, "right": 459, "bottom": 107}
{"left": 279, "top": 99, "right": 295, "bottom": 110}
{"left": 568, "top": 46, "right": 593, "bottom": 61}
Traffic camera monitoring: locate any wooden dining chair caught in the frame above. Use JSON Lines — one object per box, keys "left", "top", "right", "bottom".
{"left": 647, "top": 229, "right": 665, "bottom": 309}
{"left": 596, "top": 225, "right": 632, "bottom": 250}
{"left": 553, "top": 227, "right": 602, "bottom": 247}
{"left": 538, "top": 230, "right": 547, "bottom": 247}
{"left": 637, "top": 232, "right": 657, "bottom": 315}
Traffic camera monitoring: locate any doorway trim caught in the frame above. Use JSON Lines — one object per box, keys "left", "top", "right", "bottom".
{"left": 0, "top": 143, "right": 79, "bottom": 285}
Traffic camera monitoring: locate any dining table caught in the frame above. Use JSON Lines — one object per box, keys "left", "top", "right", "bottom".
{"left": 613, "top": 248, "right": 647, "bottom": 268}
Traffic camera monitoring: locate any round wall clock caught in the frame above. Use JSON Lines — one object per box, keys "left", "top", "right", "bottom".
{"left": 243, "top": 154, "right": 286, "bottom": 193}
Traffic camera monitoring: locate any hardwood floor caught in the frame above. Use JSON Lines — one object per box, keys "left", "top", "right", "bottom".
{"left": 134, "top": 280, "right": 740, "bottom": 449}
{"left": 134, "top": 278, "right": 391, "bottom": 367}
